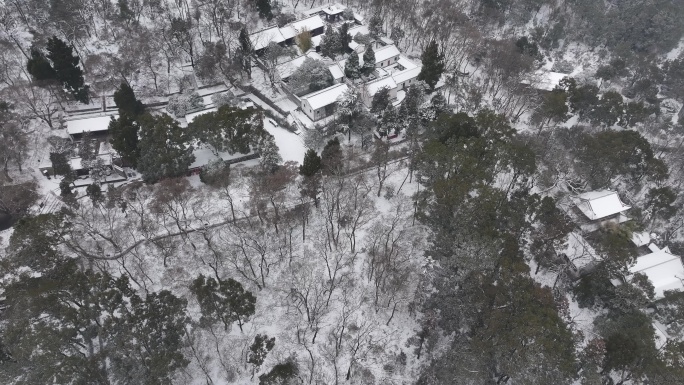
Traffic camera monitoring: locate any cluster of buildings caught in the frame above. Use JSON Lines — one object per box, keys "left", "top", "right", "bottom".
{"left": 568, "top": 189, "right": 684, "bottom": 300}
{"left": 250, "top": 4, "right": 423, "bottom": 124}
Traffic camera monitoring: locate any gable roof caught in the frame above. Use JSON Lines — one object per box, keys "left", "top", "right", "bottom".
{"left": 281, "top": 15, "right": 325, "bottom": 40}
{"left": 366, "top": 76, "right": 397, "bottom": 96}
{"left": 66, "top": 114, "right": 117, "bottom": 135}
{"left": 392, "top": 66, "right": 422, "bottom": 84}
{"left": 302, "top": 84, "right": 349, "bottom": 110}
{"left": 250, "top": 26, "right": 286, "bottom": 51}
{"left": 374, "top": 44, "right": 401, "bottom": 63}
{"left": 630, "top": 246, "right": 684, "bottom": 299}
{"left": 328, "top": 63, "right": 344, "bottom": 80}
{"left": 575, "top": 190, "right": 631, "bottom": 220}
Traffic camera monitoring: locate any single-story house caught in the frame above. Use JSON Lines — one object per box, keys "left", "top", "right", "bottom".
{"left": 250, "top": 26, "right": 286, "bottom": 52}
{"left": 304, "top": 2, "right": 347, "bottom": 22}
{"left": 373, "top": 44, "right": 401, "bottom": 68}
{"left": 629, "top": 244, "right": 684, "bottom": 299}
{"left": 362, "top": 76, "right": 398, "bottom": 107}
{"left": 66, "top": 114, "right": 117, "bottom": 141}
{"left": 251, "top": 15, "right": 325, "bottom": 54}
{"left": 300, "top": 83, "right": 349, "bottom": 121}
{"left": 573, "top": 189, "right": 631, "bottom": 230}
{"left": 391, "top": 56, "right": 422, "bottom": 90}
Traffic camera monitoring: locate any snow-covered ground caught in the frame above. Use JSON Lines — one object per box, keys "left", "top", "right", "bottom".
{"left": 263, "top": 118, "right": 307, "bottom": 164}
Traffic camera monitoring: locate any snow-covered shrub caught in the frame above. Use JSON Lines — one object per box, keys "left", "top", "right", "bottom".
{"left": 211, "top": 91, "right": 237, "bottom": 108}
{"left": 167, "top": 92, "right": 204, "bottom": 117}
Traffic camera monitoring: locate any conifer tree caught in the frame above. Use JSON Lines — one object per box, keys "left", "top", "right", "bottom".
{"left": 113, "top": 82, "right": 145, "bottom": 118}
{"left": 362, "top": 46, "right": 376, "bottom": 74}
{"left": 238, "top": 27, "right": 253, "bottom": 79}
{"left": 255, "top": 0, "right": 272, "bottom": 20}
{"left": 137, "top": 114, "right": 194, "bottom": 183}
{"left": 109, "top": 113, "right": 141, "bottom": 167}
{"left": 46, "top": 36, "right": 90, "bottom": 103}
{"left": 339, "top": 23, "right": 351, "bottom": 54}
{"left": 418, "top": 40, "right": 445, "bottom": 91}
{"left": 321, "top": 25, "right": 341, "bottom": 59}
{"left": 344, "top": 53, "right": 361, "bottom": 79}
{"left": 299, "top": 149, "right": 322, "bottom": 177}
{"left": 26, "top": 47, "right": 57, "bottom": 82}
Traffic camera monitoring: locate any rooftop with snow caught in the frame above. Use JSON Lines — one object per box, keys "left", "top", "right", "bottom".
{"left": 629, "top": 244, "right": 684, "bottom": 299}
{"left": 574, "top": 190, "right": 631, "bottom": 221}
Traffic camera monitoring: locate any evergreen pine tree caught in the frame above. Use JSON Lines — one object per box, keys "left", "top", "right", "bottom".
{"left": 321, "top": 25, "right": 341, "bottom": 59}
{"left": 371, "top": 87, "right": 391, "bottom": 113}
{"left": 49, "top": 152, "right": 71, "bottom": 176}
{"left": 362, "top": 46, "right": 376, "bottom": 74}
{"left": 339, "top": 23, "right": 351, "bottom": 54}
{"left": 368, "top": 14, "right": 383, "bottom": 39}
{"left": 259, "top": 136, "right": 282, "bottom": 172}
{"left": 255, "top": 0, "right": 273, "bottom": 20}
{"left": 299, "top": 149, "right": 322, "bottom": 177}
{"left": 344, "top": 53, "right": 361, "bottom": 79}
{"left": 26, "top": 47, "right": 57, "bottom": 82}
{"left": 86, "top": 183, "right": 103, "bottom": 203}
{"left": 113, "top": 82, "right": 145, "bottom": 118}
{"left": 321, "top": 137, "right": 343, "bottom": 175}
{"left": 46, "top": 36, "right": 90, "bottom": 103}
{"left": 238, "top": 27, "right": 253, "bottom": 79}
{"left": 137, "top": 114, "right": 195, "bottom": 183}
{"left": 418, "top": 40, "right": 445, "bottom": 91}
{"left": 109, "top": 114, "right": 140, "bottom": 167}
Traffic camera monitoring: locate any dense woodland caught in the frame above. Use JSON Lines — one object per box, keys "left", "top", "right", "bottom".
{"left": 2, "top": 0, "right": 684, "bottom": 384}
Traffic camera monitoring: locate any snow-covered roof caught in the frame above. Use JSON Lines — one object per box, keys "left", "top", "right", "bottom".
{"left": 250, "top": 26, "right": 286, "bottom": 51}
{"left": 575, "top": 190, "right": 631, "bottom": 221}
{"left": 348, "top": 41, "right": 364, "bottom": 52}
{"left": 379, "top": 37, "right": 395, "bottom": 46}
{"left": 280, "top": 15, "right": 325, "bottom": 40}
{"left": 276, "top": 52, "right": 325, "bottom": 80}
{"left": 392, "top": 66, "right": 422, "bottom": 84}
{"left": 353, "top": 13, "right": 364, "bottom": 23}
{"left": 632, "top": 231, "right": 652, "bottom": 247}
{"left": 69, "top": 154, "right": 112, "bottom": 171}
{"left": 366, "top": 76, "right": 397, "bottom": 96}
{"left": 328, "top": 63, "right": 344, "bottom": 80}
{"left": 629, "top": 246, "right": 684, "bottom": 299}
{"left": 311, "top": 35, "right": 323, "bottom": 47}
{"left": 374, "top": 45, "right": 401, "bottom": 63}
{"left": 348, "top": 25, "right": 369, "bottom": 37}
{"left": 397, "top": 55, "right": 419, "bottom": 70}
{"left": 302, "top": 84, "right": 349, "bottom": 110}
{"left": 322, "top": 4, "right": 346, "bottom": 15}
{"left": 66, "top": 115, "right": 116, "bottom": 135}
{"left": 185, "top": 108, "right": 218, "bottom": 125}
{"left": 529, "top": 71, "right": 569, "bottom": 92}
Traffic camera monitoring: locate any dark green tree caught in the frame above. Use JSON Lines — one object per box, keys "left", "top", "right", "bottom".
{"left": 590, "top": 90, "right": 624, "bottom": 127}
{"left": 113, "top": 82, "right": 145, "bottom": 117}
{"left": 259, "top": 360, "right": 299, "bottom": 385}
{"left": 321, "top": 137, "right": 343, "bottom": 175}
{"left": 137, "top": 114, "right": 195, "bottom": 183}
{"left": 26, "top": 47, "right": 57, "bottom": 82}
{"left": 299, "top": 149, "right": 322, "bottom": 177}
{"left": 190, "top": 274, "right": 256, "bottom": 332}
{"left": 533, "top": 88, "right": 569, "bottom": 130}
{"left": 255, "top": 0, "right": 273, "bottom": 19}
{"left": 368, "top": 14, "right": 383, "bottom": 38}
{"left": 86, "top": 183, "right": 103, "bottom": 203}
{"left": 238, "top": 27, "right": 253, "bottom": 79}
{"left": 188, "top": 106, "right": 266, "bottom": 155}
{"left": 417, "top": 40, "right": 445, "bottom": 91}
{"left": 49, "top": 152, "right": 71, "bottom": 177}
{"left": 339, "top": 23, "right": 351, "bottom": 54}
{"left": 344, "top": 52, "right": 361, "bottom": 79}
{"left": 46, "top": 36, "right": 89, "bottom": 103}
{"left": 248, "top": 334, "right": 276, "bottom": 375}
{"left": 370, "top": 87, "right": 391, "bottom": 113}
{"left": 109, "top": 113, "right": 140, "bottom": 167}
{"left": 321, "top": 25, "right": 342, "bottom": 59}
{"left": 361, "top": 45, "right": 376, "bottom": 74}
